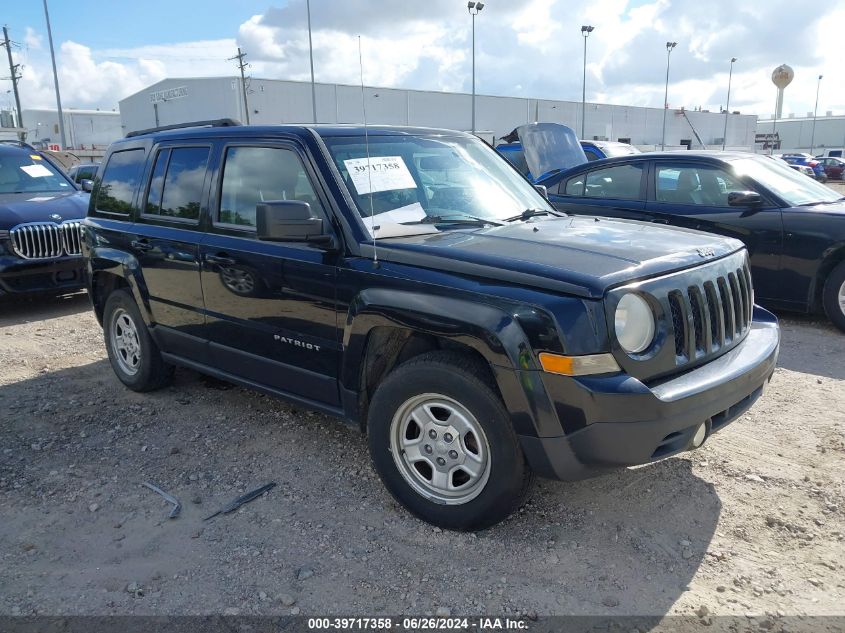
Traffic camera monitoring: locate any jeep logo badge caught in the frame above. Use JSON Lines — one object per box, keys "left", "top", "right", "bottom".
{"left": 50, "top": 213, "right": 63, "bottom": 221}
{"left": 697, "top": 247, "right": 715, "bottom": 258}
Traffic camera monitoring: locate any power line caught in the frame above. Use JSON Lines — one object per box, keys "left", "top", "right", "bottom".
{"left": 228, "top": 47, "right": 250, "bottom": 124}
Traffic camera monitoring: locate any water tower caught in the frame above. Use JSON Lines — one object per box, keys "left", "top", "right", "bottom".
{"left": 771, "top": 64, "right": 794, "bottom": 120}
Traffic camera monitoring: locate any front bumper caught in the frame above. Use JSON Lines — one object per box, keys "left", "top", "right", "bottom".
{"left": 0, "top": 253, "right": 84, "bottom": 295}
{"left": 519, "top": 306, "right": 780, "bottom": 480}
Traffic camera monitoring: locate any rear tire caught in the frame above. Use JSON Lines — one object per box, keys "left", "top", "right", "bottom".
{"left": 103, "top": 289, "right": 173, "bottom": 391}
{"left": 822, "top": 261, "right": 845, "bottom": 333}
{"left": 367, "top": 351, "right": 533, "bottom": 531}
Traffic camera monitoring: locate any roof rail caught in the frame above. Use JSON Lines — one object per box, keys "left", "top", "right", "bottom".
{"left": 0, "top": 139, "right": 37, "bottom": 150}
{"left": 125, "top": 118, "right": 242, "bottom": 138}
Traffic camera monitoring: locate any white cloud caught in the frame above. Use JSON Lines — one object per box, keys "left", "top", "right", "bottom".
{"left": 23, "top": 27, "right": 42, "bottom": 50}
{"left": 5, "top": 1, "right": 844, "bottom": 119}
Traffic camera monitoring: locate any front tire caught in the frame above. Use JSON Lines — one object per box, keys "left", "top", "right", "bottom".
{"left": 822, "top": 261, "right": 845, "bottom": 333}
{"left": 367, "top": 351, "right": 532, "bottom": 530}
{"left": 103, "top": 289, "right": 173, "bottom": 391}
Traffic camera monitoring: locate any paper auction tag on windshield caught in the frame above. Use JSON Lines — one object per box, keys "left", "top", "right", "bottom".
{"left": 20, "top": 164, "right": 53, "bottom": 178}
{"left": 344, "top": 156, "right": 416, "bottom": 195}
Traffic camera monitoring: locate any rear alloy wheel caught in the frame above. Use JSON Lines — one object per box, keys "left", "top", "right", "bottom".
{"left": 368, "top": 351, "right": 532, "bottom": 531}
{"left": 103, "top": 289, "right": 173, "bottom": 391}
{"left": 822, "top": 261, "right": 845, "bottom": 333}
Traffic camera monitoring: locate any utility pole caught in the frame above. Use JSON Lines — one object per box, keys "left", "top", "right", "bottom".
{"left": 229, "top": 47, "right": 251, "bottom": 124}
{"left": 2, "top": 26, "right": 25, "bottom": 141}
{"left": 43, "top": 0, "right": 67, "bottom": 149}
{"left": 306, "top": 0, "right": 317, "bottom": 123}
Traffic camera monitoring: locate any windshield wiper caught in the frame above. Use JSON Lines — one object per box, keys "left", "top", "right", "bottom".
{"left": 400, "top": 214, "right": 503, "bottom": 227}
{"left": 503, "top": 208, "right": 565, "bottom": 222}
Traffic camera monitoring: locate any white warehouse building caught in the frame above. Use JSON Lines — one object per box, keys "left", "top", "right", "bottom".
{"left": 119, "top": 77, "right": 758, "bottom": 150}
{"left": 21, "top": 108, "right": 122, "bottom": 151}
{"left": 755, "top": 114, "right": 845, "bottom": 154}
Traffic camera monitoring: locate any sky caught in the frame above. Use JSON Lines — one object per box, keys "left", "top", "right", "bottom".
{"left": 2, "top": 0, "right": 843, "bottom": 120}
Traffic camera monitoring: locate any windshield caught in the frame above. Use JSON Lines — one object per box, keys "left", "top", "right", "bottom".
{"left": 0, "top": 151, "right": 74, "bottom": 194}
{"left": 731, "top": 155, "right": 841, "bottom": 206}
{"left": 324, "top": 134, "right": 553, "bottom": 238}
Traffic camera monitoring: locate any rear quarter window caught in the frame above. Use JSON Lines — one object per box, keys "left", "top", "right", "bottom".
{"left": 95, "top": 149, "right": 146, "bottom": 216}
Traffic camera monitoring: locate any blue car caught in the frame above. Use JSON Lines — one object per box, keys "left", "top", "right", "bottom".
{"left": 496, "top": 123, "right": 587, "bottom": 182}
{"left": 780, "top": 153, "right": 827, "bottom": 182}
{"left": 497, "top": 127, "right": 639, "bottom": 181}
{"left": 581, "top": 140, "right": 641, "bottom": 162}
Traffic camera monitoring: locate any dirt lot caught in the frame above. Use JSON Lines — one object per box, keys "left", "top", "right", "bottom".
{"left": 0, "top": 292, "right": 843, "bottom": 621}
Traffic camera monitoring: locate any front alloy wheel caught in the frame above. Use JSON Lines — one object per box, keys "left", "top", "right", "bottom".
{"left": 368, "top": 351, "right": 533, "bottom": 531}
{"left": 390, "top": 393, "right": 491, "bottom": 505}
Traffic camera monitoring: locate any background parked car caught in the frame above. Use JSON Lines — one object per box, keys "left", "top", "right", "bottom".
{"left": 496, "top": 123, "right": 587, "bottom": 182}
{"left": 780, "top": 153, "right": 827, "bottom": 182}
{"left": 815, "top": 156, "right": 845, "bottom": 180}
{"left": 787, "top": 163, "right": 816, "bottom": 178}
{"left": 536, "top": 151, "right": 845, "bottom": 331}
{"left": 67, "top": 163, "right": 99, "bottom": 185}
{"left": 581, "top": 140, "right": 641, "bottom": 161}
{"left": 0, "top": 141, "right": 89, "bottom": 296}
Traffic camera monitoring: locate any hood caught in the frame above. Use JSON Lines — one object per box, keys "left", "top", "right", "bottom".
{"left": 377, "top": 216, "right": 744, "bottom": 299}
{"left": 0, "top": 191, "right": 89, "bottom": 229}
{"left": 516, "top": 123, "right": 587, "bottom": 179}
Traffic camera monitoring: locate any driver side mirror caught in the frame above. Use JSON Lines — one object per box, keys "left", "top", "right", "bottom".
{"left": 256, "top": 200, "right": 335, "bottom": 247}
{"left": 80, "top": 179, "right": 94, "bottom": 193}
{"left": 727, "top": 191, "right": 762, "bottom": 207}
{"left": 534, "top": 184, "right": 549, "bottom": 199}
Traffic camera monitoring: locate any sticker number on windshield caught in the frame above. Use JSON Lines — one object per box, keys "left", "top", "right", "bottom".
{"left": 344, "top": 156, "right": 416, "bottom": 195}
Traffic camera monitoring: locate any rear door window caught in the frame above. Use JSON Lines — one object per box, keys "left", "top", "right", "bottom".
{"left": 583, "top": 164, "right": 644, "bottom": 199}
{"left": 143, "top": 147, "right": 209, "bottom": 221}
{"left": 95, "top": 149, "right": 146, "bottom": 215}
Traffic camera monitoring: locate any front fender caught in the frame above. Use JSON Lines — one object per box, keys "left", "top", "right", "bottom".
{"left": 342, "top": 289, "right": 564, "bottom": 437}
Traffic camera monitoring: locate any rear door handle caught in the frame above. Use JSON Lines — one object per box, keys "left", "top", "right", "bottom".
{"left": 131, "top": 240, "right": 154, "bottom": 251}
{"left": 205, "top": 253, "right": 236, "bottom": 266}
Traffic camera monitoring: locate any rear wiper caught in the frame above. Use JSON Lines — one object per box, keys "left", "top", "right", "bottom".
{"left": 503, "top": 208, "right": 565, "bottom": 222}
{"left": 400, "top": 214, "right": 503, "bottom": 227}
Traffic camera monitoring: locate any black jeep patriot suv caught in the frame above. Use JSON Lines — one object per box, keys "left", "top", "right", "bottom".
{"left": 82, "top": 120, "right": 780, "bottom": 529}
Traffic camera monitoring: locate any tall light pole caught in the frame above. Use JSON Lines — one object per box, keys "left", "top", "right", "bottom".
{"left": 721, "top": 57, "right": 736, "bottom": 150}
{"left": 660, "top": 41, "right": 677, "bottom": 150}
{"left": 306, "top": 0, "right": 317, "bottom": 123}
{"left": 468, "top": 1, "right": 484, "bottom": 134}
{"left": 809, "top": 74, "right": 823, "bottom": 155}
{"left": 580, "top": 25, "right": 594, "bottom": 140}
{"left": 43, "top": 0, "right": 67, "bottom": 149}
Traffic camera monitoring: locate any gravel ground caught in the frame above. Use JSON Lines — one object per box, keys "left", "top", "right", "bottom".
{"left": 0, "top": 292, "right": 843, "bottom": 621}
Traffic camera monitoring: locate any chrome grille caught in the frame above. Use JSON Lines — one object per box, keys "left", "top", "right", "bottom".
{"left": 10, "top": 221, "right": 83, "bottom": 260}
{"left": 60, "top": 221, "right": 83, "bottom": 255}
{"left": 607, "top": 250, "right": 754, "bottom": 382}
{"left": 670, "top": 262, "right": 753, "bottom": 362}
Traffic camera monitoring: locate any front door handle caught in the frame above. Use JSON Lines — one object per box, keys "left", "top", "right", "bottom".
{"left": 205, "top": 253, "right": 236, "bottom": 266}
{"left": 131, "top": 239, "right": 154, "bottom": 251}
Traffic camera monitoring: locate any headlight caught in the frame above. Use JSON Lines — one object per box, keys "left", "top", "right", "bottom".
{"left": 614, "top": 293, "right": 655, "bottom": 354}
